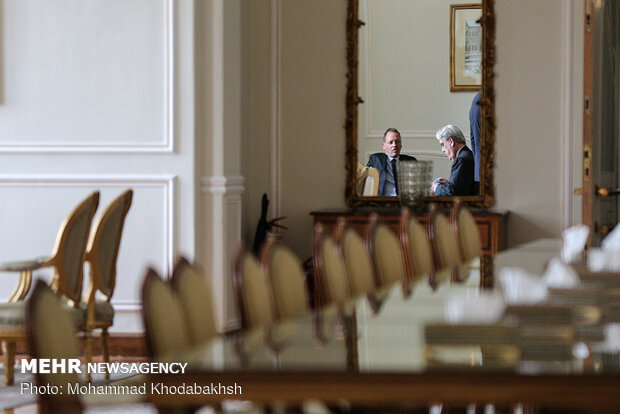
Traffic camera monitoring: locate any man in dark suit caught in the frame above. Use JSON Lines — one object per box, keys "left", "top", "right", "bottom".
{"left": 431, "top": 125, "right": 476, "bottom": 196}
{"left": 469, "top": 92, "right": 481, "bottom": 194}
{"left": 366, "top": 128, "right": 416, "bottom": 196}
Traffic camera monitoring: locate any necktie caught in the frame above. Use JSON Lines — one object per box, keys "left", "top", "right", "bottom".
{"left": 391, "top": 158, "right": 399, "bottom": 195}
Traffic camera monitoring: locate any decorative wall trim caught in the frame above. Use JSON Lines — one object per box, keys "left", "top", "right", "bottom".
{"left": 0, "top": 0, "right": 175, "bottom": 154}
{"left": 200, "top": 175, "right": 245, "bottom": 195}
{"left": 0, "top": 174, "right": 176, "bottom": 273}
{"left": 271, "top": 0, "right": 282, "bottom": 218}
{"left": 364, "top": 150, "right": 447, "bottom": 160}
{"left": 563, "top": 0, "right": 577, "bottom": 229}
{"left": 362, "top": 132, "right": 472, "bottom": 140}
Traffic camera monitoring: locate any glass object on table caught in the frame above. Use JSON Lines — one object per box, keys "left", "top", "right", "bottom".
{"left": 398, "top": 160, "right": 432, "bottom": 213}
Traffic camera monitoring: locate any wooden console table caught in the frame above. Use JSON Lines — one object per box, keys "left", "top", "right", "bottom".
{"left": 311, "top": 208, "right": 508, "bottom": 256}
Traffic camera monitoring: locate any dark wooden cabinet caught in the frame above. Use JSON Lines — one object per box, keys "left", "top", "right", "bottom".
{"left": 311, "top": 208, "right": 508, "bottom": 256}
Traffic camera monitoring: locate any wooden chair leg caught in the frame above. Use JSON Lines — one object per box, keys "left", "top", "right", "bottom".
{"left": 2, "top": 341, "right": 16, "bottom": 385}
{"left": 84, "top": 331, "right": 93, "bottom": 382}
{"left": 102, "top": 328, "right": 110, "bottom": 379}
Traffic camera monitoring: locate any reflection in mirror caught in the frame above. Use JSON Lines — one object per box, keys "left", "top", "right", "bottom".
{"left": 346, "top": 0, "right": 495, "bottom": 207}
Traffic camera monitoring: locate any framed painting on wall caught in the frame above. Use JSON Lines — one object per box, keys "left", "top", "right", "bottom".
{"left": 450, "top": 3, "right": 483, "bottom": 92}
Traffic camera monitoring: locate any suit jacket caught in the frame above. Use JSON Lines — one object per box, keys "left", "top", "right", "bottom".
{"left": 469, "top": 91, "right": 482, "bottom": 183}
{"left": 434, "top": 146, "right": 476, "bottom": 196}
{"left": 367, "top": 153, "right": 417, "bottom": 196}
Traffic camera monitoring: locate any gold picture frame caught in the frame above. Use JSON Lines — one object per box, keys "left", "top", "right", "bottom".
{"left": 450, "top": 4, "right": 483, "bottom": 92}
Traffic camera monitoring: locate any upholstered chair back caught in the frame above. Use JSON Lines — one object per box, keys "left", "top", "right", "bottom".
{"left": 234, "top": 249, "right": 276, "bottom": 329}
{"left": 171, "top": 258, "right": 218, "bottom": 345}
{"left": 141, "top": 269, "right": 191, "bottom": 358}
{"left": 342, "top": 229, "right": 376, "bottom": 296}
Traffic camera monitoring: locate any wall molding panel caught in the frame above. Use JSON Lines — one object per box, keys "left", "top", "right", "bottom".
{"left": 0, "top": 174, "right": 176, "bottom": 274}
{"left": 0, "top": 0, "right": 175, "bottom": 154}
{"left": 200, "top": 174, "right": 244, "bottom": 331}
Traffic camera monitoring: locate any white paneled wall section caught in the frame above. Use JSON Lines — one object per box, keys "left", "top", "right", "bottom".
{"left": 0, "top": 0, "right": 199, "bottom": 333}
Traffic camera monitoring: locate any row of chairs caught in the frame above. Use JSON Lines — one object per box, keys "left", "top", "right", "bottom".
{"left": 234, "top": 201, "right": 483, "bottom": 331}
{"left": 22, "top": 201, "right": 482, "bottom": 412}
{"left": 0, "top": 190, "right": 133, "bottom": 384}
{"left": 21, "top": 258, "right": 214, "bottom": 414}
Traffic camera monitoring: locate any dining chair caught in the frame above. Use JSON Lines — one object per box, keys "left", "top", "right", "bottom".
{"left": 27, "top": 279, "right": 146, "bottom": 414}
{"left": 313, "top": 222, "right": 352, "bottom": 307}
{"left": 170, "top": 257, "right": 218, "bottom": 344}
{"left": 399, "top": 207, "right": 434, "bottom": 282}
{"left": 450, "top": 199, "right": 483, "bottom": 262}
{"left": 428, "top": 203, "right": 462, "bottom": 282}
{"left": 141, "top": 268, "right": 191, "bottom": 358}
{"left": 233, "top": 247, "right": 276, "bottom": 329}
{"left": 82, "top": 189, "right": 133, "bottom": 379}
{"left": 366, "top": 213, "right": 407, "bottom": 288}
{"left": 260, "top": 233, "right": 310, "bottom": 320}
{"left": 356, "top": 162, "right": 380, "bottom": 196}
{"left": 26, "top": 280, "right": 84, "bottom": 414}
{"left": 0, "top": 191, "right": 99, "bottom": 385}
{"left": 339, "top": 224, "right": 376, "bottom": 297}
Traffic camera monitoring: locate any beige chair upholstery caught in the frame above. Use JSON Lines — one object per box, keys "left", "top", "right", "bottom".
{"left": 0, "top": 191, "right": 99, "bottom": 385}
{"left": 233, "top": 248, "right": 276, "bottom": 329}
{"left": 428, "top": 204, "right": 462, "bottom": 282}
{"left": 368, "top": 216, "right": 407, "bottom": 288}
{"left": 451, "top": 201, "right": 483, "bottom": 262}
{"left": 341, "top": 227, "right": 376, "bottom": 297}
{"left": 171, "top": 257, "right": 218, "bottom": 344}
{"left": 261, "top": 234, "right": 310, "bottom": 320}
{"left": 313, "top": 222, "right": 351, "bottom": 307}
{"left": 399, "top": 208, "right": 434, "bottom": 281}
{"left": 82, "top": 189, "right": 133, "bottom": 378}
{"left": 141, "top": 269, "right": 191, "bottom": 358}
{"left": 26, "top": 280, "right": 83, "bottom": 414}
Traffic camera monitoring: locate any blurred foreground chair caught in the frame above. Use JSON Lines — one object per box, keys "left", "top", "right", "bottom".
{"left": 27, "top": 280, "right": 83, "bottom": 414}
{"left": 142, "top": 269, "right": 213, "bottom": 414}
{"left": 233, "top": 247, "right": 276, "bottom": 329}
{"left": 428, "top": 204, "right": 462, "bottom": 283}
{"left": 366, "top": 214, "right": 407, "bottom": 290}
{"left": 450, "top": 200, "right": 483, "bottom": 262}
{"left": 171, "top": 257, "right": 218, "bottom": 344}
{"left": 141, "top": 268, "right": 190, "bottom": 359}
{"left": 313, "top": 222, "right": 352, "bottom": 308}
{"left": 260, "top": 234, "right": 310, "bottom": 320}
{"left": 339, "top": 224, "right": 376, "bottom": 298}
{"left": 82, "top": 189, "right": 133, "bottom": 378}
{"left": 0, "top": 191, "right": 99, "bottom": 385}
{"left": 27, "top": 280, "right": 145, "bottom": 414}
{"left": 399, "top": 207, "right": 434, "bottom": 282}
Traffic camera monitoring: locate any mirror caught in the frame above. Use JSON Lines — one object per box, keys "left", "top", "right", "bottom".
{"left": 346, "top": 0, "right": 495, "bottom": 208}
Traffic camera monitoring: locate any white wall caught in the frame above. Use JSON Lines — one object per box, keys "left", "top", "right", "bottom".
{"left": 240, "top": 0, "right": 347, "bottom": 261}
{"left": 0, "top": 0, "right": 198, "bottom": 332}
{"left": 494, "top": 0, "right": 572, "bottom": 246}
{"left": 256, "top": 0, "right": 579, "bottom": 257}
{"left": 358, "top": 0, "right": 478, "bottom": 179}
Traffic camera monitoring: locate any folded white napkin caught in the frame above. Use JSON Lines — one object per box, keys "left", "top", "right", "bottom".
{"left": 602, "top": 225, "right": 620, "bottom": 252}
{"left": 543, "top": 257, "right": 580, "bottom": 288}
{"left": 561, "top": 225, "right": 590, "bottom": 263}
{"left": 444, "top": 291, "right": 505, "bottom": 324}
{"left": 586, "top": 224, "right": 620, "bottom": 271}
{"left": 588, "top": 247, "right": 620, "bottom": 272}
{"left": 499, "top": 267, "right": 548, "bottom": 304}
{"left": 592, "top": 323, "right": 620, "bottom": 353}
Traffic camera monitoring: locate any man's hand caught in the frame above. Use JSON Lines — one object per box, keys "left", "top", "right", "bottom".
{"left": 430, "top": 182, "right": 438, "bottom": 195}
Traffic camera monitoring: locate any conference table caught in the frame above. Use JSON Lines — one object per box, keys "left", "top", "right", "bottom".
{"left": 149, "top": 239, "right": 620, "bottom": 411}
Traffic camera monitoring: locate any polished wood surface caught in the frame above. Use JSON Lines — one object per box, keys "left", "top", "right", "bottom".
{"left": 311, "top": 208, "right": 508, "bottom": 255}
{"left": 148, "top": 241, "right": 620, "bottom": 410}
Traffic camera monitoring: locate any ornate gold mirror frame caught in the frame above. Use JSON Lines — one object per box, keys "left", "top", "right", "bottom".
{"left": 345, "top": 0, "right": 496, "bottom": 208}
